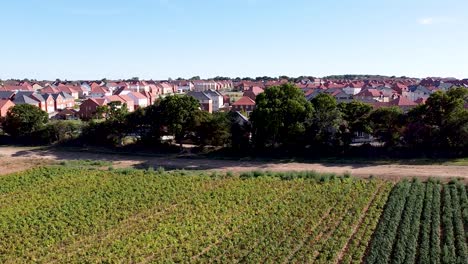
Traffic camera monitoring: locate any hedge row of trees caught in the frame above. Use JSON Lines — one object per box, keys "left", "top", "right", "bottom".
{"left": 1, "top": 84, "right": 467, "bottom": 157}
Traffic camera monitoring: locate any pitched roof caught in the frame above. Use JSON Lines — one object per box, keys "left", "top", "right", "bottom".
{"left": 0, "top": 99, "right": 14, "bottom": 109}
{"left": 0, "top": 91, "right": 15, "bottom": 99}
{"left": 119, "top": 94, "right": 134, "bottom": 103}
{"left": 187, "top": 91, "right": 211, "bottom": 101}
{"left": 232, "top": 96, "right": 256, "bottom": 106}
{"left": 59, "top": 91, "right": 74, "bottom": 99}
{"left": 13, "top": 94, "right": 39, "bottom": 105}
{"left": 90, "top": 98, "right": 107, "bottom": 106}
{"left": 127, "top": 92, "right": 147, "bottom": 99}
{"left": 105, "top": 95, "right": 126, "bottom": 103}
{"left": 91, "top": 86, "right": 109, "bottom": 94}
{"left": 389, "top": 96, "right": 417, "bottom": 107}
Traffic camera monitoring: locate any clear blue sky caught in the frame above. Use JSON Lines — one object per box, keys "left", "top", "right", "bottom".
{"left": 1, "top": 0, "right": 467, "bottom": 80}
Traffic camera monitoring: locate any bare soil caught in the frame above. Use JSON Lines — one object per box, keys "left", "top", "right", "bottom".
{"left": 0, "top": 146, "right": 466, "bottom": 182}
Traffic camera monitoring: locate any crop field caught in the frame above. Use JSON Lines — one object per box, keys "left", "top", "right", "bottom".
{"left": 1, "top": 166, "right": 466, "bottom": 263}
{"left": 365, "top": 180, "right": 468, "bottom": 264}
{"left": 0, "top": 167, "right": 393, "bottom": 263}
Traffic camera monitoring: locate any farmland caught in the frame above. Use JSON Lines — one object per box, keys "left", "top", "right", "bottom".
{"left": 365, "top": 180, "right": 468, "bottom": 264}
{"left": 1, "top": 166, "right": 391, "bottom": 263}
{"left": 0, "top": 165, "right": 466, "bottom": 263}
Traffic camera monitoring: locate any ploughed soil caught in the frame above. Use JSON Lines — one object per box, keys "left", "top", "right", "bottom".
{"left": 0, "top": 146, "right": 466, "bottom": 183}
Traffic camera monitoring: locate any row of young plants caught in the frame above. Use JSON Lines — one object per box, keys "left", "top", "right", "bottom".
{"left": 441, "top": 184, "right": 467, "bottom": 264}
{"left": 340, "top": 183, "right": 393, "bottom": 264}
{"left": 365, "top": 180, "right": 412, "bottom": 264}
{"left": 365, "top": 180, "right": 467, "bottom": 264}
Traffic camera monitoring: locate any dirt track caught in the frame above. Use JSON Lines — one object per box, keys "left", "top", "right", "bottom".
{"left": 0, "top": 146, "right": 466, "bottom": 182}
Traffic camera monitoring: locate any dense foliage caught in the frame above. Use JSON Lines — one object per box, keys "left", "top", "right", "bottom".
{"left": 2, "top": 104, "right": 48, "bottom": 137}
{"left": 365, "top": 180, "right": 468, "bottom": 264}
{"left": 0, "top": 167, "right": 390, "bottom": 263}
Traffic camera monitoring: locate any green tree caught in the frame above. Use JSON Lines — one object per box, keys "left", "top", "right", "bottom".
{"left": 3, "top": 104, "right": 48, "bottom": 137}
{"left": 338, "top": 101, "right": 373, "bottom": 146}
{"left": 405, "top": 87, "right": 468, "bottom": 151}
{"left": 195, "top": 112, "right": 231, "bottom": 147}
{"left": 251, "top": 83, "right": 313, "bottom": 150}
{"left": 369, "top": 106, "right": 404, "bottom": 147}
{"left": 158, "top": 95, "right": 201, "bottom": 148}
{"left": 307, "top": 93, "right": 343, "bottom": 148}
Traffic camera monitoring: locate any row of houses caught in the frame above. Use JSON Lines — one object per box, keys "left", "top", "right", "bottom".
{"left": 0, "top": 90, "right": 75, "bottom": 116}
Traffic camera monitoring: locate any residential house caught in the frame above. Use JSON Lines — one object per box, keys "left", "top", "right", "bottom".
{"left": 59, "top": 92, "right": 75, "bottom": 108}
{"left": 11, "top": 92, "right": 40, "bottom": 108}
{"left": 41, "top": 86, "right": 60, "bottom": 94}
{"left": 354, "top": 89, "right": 388, "bottom": 102}
{"left": 193, "top": 80, "right": 218, "bottom": 92}
{"left": 243, "top": 86, "right": 264, "bottom": 101}
{"left": 187, "top": 91, "right": 213, "bottom": 113}
{"left": 105, "top": 95, "right": 134, "bottom": 112}
{"left": 32, "top": 83, "right": 44, "bottom": 91}
{"left": 126, "top": 92, "right": 149, "bottom": 109}
{"left": 42, "top": 94, "right": 56, "bottom": 113}
{"left": 158, "top": 82, "right": 175, "bottom": 95}
{"left": 128, "top": 81, "right": 150, "bottom": 92}
{"left": 90, "top": 86, "right": 112, "bottom": 98}
{"left": 51, "top": 93, "right": 66, "bottom": 110}
{"left": 118, "top": 94, "right": 135, "bottom": 112}
{"left": 54, "top": 108, "right": 78, "bottom": 120}
{"left": 79, "top": 98, "right": 107, "bottom": 119}
{"left": 57, "top": 85, "right": 79, "bottom": 99}
{"left": 0, "top": 99, "right": 15, "bottom": 117}
{"left": 388, "top": 96, "right": 418, "bottom": 112}
{"left": 0, "top": 91, "right": 15, "bottom": 100}
{"left": 203, "top": 89, "right": 224, "bottom": 111}
{"left": 174, "top": 81, "right": 193, "bottom": 93}
{"left": 326, "top": 89, "right": 353, "bottom": 103}
{"left": 231, "top": 96, "right": 256, "bottom": 114}
{"left": 342, "top": 84, "right": 362, "bottom": 95}
{"left": 407, "top": 85, "right": 434, "bottom": 101}
{"left": 141, "top": 91, "right": 157, "bottom": 105}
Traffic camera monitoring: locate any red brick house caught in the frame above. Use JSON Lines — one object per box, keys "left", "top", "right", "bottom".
{"left": 79, "top": 98, "right": 107, "bottom": 119}
{"left": 51, "top": 93, "right": 66, "bottom": 110}
{"left": 0, "top": 99, "right": 15, "bottom": 117}
{"left": 231, "top": 96, "right": 256, "bottom": 114}
{"left": 243, "top": 86, "right": 264, "bottom": 101}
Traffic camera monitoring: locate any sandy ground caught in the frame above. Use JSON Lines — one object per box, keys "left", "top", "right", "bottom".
{"left": 0, "top": 146, "right": 466, "bottom": 182}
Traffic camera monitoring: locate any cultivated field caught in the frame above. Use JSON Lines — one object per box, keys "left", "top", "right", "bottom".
{"left": 366, "top": 180, "right": 468, "bottom": 264}
{"left": 0, "top": 167, "right": 391, "bottom": 263}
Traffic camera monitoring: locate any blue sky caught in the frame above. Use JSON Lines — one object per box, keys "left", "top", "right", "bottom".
{"left": 1, "top": 0, "right": 467, "bottom": 80}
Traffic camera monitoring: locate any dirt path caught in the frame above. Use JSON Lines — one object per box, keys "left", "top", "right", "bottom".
{"left": 0, "top": 146, "right": 466, "bottom": 182}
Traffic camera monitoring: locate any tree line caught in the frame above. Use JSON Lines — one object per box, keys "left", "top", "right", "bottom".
{"left": 1, "top": 84, "right": 467, "bottom": 158}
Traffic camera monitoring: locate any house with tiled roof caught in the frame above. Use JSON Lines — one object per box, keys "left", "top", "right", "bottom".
{"left": 203, "top": 89, "right": 224, "bottom": 111}
{"left": 90, "top": 86, "right": 111, "bottom": 98}
{"left": 126, "top": 92, "right": 148, "bottom": 109}
{"left": 187, "top": 91, "right": 212, "bottom": 113}
{"left": 57, "top": 85, "right": 79, "bottom": 99}
{"left": 11, "top": 92, "right": 40, "bottom": 108}
{"left": 243, "top": 86, "right": 264, "bottom": 101}
{"left": 0, "top": 99, "right": 15, "bottom": 117}
{"left": 354, "top": 88, "right": 388, "bottom": 102}
{"left": 0, "top": 91, "right": 15, "bottom": 100}
{"left": 231, "top": 96, "right": 256, "bottom": 114}
{"left": 388, "top": 96, "right": 418, "bottom": 111}
{"left": 54, "top": 108, "right": 78, "bottom": 120}
{"left": 51, "top": 93, "right": 66, "bottom": 110}
{"left": 407, "top": 85, "right": 434, "bottom": 102}
{"left": 79, "top": 98, "right": 107, "bottom": 119}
